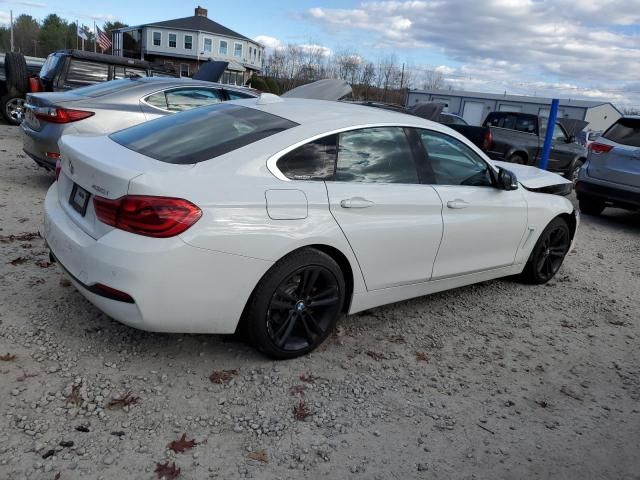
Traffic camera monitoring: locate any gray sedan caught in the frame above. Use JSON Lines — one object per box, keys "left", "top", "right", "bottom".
{"left": 21, "top": 77, "right": 258, "bottom": 170}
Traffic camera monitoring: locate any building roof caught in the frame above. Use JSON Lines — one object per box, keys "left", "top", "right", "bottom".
{"left": 408, "top": 88, "right": 615, "bottom": 109}
{"left": 129, "top": 15, "right": 254, "bottom": 43}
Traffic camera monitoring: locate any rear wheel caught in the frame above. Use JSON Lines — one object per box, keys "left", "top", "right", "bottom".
{"left": 578, "top": 195, "right": 605, "bottom": 216}
{"left": 520, "top": 217, "right": 571, "bottom": 284}
{"left": 508, "top": 153, "right": 526, "bottom": 165}
{"left": 245, "top": 248, "right": 345, "bottom": 359}
{"left": 1, "top": 95, "right": 26, "bottom": 125}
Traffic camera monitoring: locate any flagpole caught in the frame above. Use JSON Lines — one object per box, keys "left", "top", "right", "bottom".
{"left": 76, "top": 20, "right": 79, "bottom": 50}
{"left": 9, "top": 10, "right": 14, "bottom": 52}
{"left": 94, "top": 22, "right": 97, "bottom": 53}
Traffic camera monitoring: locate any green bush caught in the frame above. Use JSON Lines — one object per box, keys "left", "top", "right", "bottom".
{"left": 248, "top": 74, "right": 269, "bottom": 92}
{"left": 265, "top": 78, "right": 280, "bottom": 95}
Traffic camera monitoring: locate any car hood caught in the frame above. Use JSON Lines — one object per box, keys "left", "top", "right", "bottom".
{"left": 491, "top": 160, "right": 571, "bottom": 191}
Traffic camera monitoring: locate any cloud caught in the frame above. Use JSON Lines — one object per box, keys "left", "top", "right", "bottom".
{"left": 0, "top": 10, "right": 9, "bottom": 25}
{"left": 254, "top": 35, "right": 332, "bottom": 57}
{"left": 254, "top": 35, "right": 283, "bottom": 50}
{"left": 0, "top": 0, "right": 46, "bottom": 7}
{"left": 305, "top": 0, "right": 640, "bottom": 106}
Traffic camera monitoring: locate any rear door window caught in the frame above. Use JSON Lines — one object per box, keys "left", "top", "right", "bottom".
{"left": 276, "top": 135, "right": 337, "bottom": 180}
{"left": 66, "top": 59, "right": 109, "bottom": 87}
{"left": 603, "top": 118, "right": 640, "bottom": 147}
{"left": 111, "top": 103, "right": 298, "bottom": 164}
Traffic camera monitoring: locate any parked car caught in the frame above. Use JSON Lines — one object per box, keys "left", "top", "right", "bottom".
{"left": 22, "top": 77, "right": 258, "bottom": 170}
{"left": 578, "top": 130, "right": 602, "bottom": 149}
{"left": 575, "top": 116, "right": 640, "bottom": 215}
{"left": 2, "top": 49, "right": 178, "bottom": 126}
{"left": 44, "top": 97, "right": 577, "bottom": 358}
{"left": 448, "top": 111, "right": 588, "bottom": 181}
{"left": 437, "top": 112, "right": 468, "bottom": 125}
{"left": 1, "top": 52, "right": 45, "bottom": 125}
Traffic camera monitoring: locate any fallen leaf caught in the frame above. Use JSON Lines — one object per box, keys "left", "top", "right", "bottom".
{"left": 53, "top": 472, "right": 61, "bottom": 480}
{"left": 248, "top": 449, "right": 268, "bottom": 463}
{"left": 289, "top": 385, "right": 305, "bottom": 396}
{"left": 388, "top": 335, "right": 406, "bottom": 344}
{"left": 36, "top": 259, "right": 52, "bottom": 268}
{"left": 0, "top": 232, "right": 40, "bottom": 243}
{"left": 9, "top": 256, "right": 28, "bottom": 265}
{"left": 108, "top": 390, "right": 139, "bottom": 408}
{"left": 60, "top": 278, "right": 72, "bottom": 287}
{"left": 608, "top": 319, "right": 625, "bottom": 326}
{"left": 65, "top": 383, "right": 82, "bottom": 406}
{"left": 415, "top": 351, "right": 428, "bottom": 362}
{"left": 0, "top": 353, "right": 16, "bottom": 361}
{"left": 299, "top": 373, "right": 319, "bottom": 383}
{"left": 17, "top": 218, "right": 29, "bottom": 223}
{"left": 167, "top": 433, "right": 198, "bottom": 454}
{"left": 209, "top": 369, "right": 238, "bottom": 384}
{"left": 293, "top": 400, "right": 311, "bottom": 421}
{"left": 155, "top": 461, "right": 181, "bottom": 479}
{"left": 366, "top": 351, "right": 385, "bottom": 361}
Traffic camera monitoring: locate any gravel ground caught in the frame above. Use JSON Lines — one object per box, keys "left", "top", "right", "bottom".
{"left": 1, "top": 122, "right": 639, "bottom": 480}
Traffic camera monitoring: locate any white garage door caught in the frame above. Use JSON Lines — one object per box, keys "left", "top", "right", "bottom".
{"left": 498, "top": 104, "right": 522, "bottom": 112}
{"left": 462, "top": 101, "right": 485, "bottom": 125}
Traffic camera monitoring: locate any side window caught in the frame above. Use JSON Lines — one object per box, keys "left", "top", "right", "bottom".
{"left": 114, "top": 66, "right": 147, "bottom": 79}
{"left": 276, "top": 135, "right": 337, "bottom": 180}
{"left": 515, "top": 117, "right": 536, "bottom": 133}
{"left": 66, "top": 60, "right": 109, "bottom": 86}
{"left": 184, "top": 35, "right": 193, "bottom": 50}
{"left": 203, "top": 38, "right": 212, "bottom": 54}
{"left": 153, "top": 31, "right": 161, "bottom": 47}
{"left": 219, "top": 40, "right": 228, "bottom": 55}
{"left": 335, "top": 127, "right": 418, "bottom": 184}
{"left": 418, "top": 130, "right": 493, "bottom": 187}
{"left": 552, "top": 123, "right": 567, "bottom": 141}
{"left": 168, "top": 33, "right": 177, "bottom": 48}
{"left": 180, "top": 63, "right": 190, "bottom": 77}
{"left": 225, "top": 90, "right": 255, "bottom": 100}
{"left": 164, "top": 88, "right": 224, "bottom": 112}
{"left": 144, "top": 91, "right": 168, "bottom": 109}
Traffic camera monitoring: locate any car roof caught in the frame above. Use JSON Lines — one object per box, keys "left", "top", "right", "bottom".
{"left": 235, "top": 97, "right": 438, "bottom": 130}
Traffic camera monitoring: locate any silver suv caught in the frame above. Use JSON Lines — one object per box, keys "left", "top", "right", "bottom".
{"left": 575, "top": 117, "right": 640, "bottom": 215}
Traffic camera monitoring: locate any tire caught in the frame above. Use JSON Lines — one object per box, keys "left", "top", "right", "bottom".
{"left": 520, "top": 217, "right": 571, "bottom": 284}
{"left": 578, "top": 195, "right": 605, "bottom": 216}
{"left": 508, "top": 153, "right": 526, "bottom": 165}
{"left": 5, "top": 52, "right": 28, "bottom": 95}
{"left": 244, "top": 248, "right": 345, "bottom": 359}
{"left": 569, "top": 160, "right": 584, "bottom": 185}
{"left": 1, "top": 95, "right": 26, "bottom": 125}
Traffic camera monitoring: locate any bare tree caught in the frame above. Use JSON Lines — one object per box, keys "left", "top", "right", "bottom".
{"left": 420, "top": 69, "right": 445, "bottom": 90}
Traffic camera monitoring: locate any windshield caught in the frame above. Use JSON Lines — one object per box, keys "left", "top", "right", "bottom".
{"left": 39, "top": 54, "right": 60, "bottom": 79}
{"left": 603, "top": 118, "right": 640, "bottom": 147}
{"left": 66, "top": 78, "right": 144, "bottom": 98}
{"left": 110, "top": 103, "right": 298, "bottom": 164}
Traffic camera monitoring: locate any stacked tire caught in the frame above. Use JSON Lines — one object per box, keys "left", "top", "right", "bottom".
{"left": 2, "top": 52, "right": 28, "bottom": 126}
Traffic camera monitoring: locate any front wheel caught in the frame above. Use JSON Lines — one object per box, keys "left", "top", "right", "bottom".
{"left": 520, "top": 217, "right": 571, "bottom": 284}
{"left": 244, "top": 248, "right": 345, "bottom": 359}
{"left": 1, "top": 95, "right": 26, "bottom": 125}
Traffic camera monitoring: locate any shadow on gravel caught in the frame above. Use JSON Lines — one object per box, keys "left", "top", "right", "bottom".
{"left": 583, "top": 208, "right": 640, "bottom": 234}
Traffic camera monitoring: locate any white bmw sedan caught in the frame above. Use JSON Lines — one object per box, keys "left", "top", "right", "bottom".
{"left": 44, "top": 96, "right": 578, "bottom": 359}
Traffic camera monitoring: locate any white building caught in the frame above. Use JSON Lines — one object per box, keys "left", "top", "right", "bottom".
{"left": 406, "top": 89, "right": 621, "bottom": 131}
{"left": 112, "top": 6, "right": 264, "bottom": 85}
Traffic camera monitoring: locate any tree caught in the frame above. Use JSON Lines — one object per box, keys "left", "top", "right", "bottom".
{"left": 420, "top": 69, "right": 445, "bottom": 90}
{"left": 12, "top": 14, "right": 40, "bottom": 56}
{"left": 39, "top": 14, "right": 69, "bottom": 55}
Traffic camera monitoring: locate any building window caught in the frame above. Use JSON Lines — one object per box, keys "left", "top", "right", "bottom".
{"left": 234, "top": 43, "right": 242, "bottom": 58}
{"left": 152, "top": 31, "right": 161, "bottom": 47}
{"left": 219, "top": 40, "right": 227, "bottom": 55}
{"left": 168, "top": 33, "right": 177, "bottom": 48}
{"left": 180, "top": 63, "right": 189, "bottom": 77}
{"left": 184, "top": 35, "right": 193, "bottom": 50}
{"left": 203, "top": 37, "right": 212, "bottom": 54}
{"left": 258, "top": 50, "right": 261, "bottom": 62}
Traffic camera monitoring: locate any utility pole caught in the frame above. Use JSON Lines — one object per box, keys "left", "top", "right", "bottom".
{"left": 400, "top": 62, "right": 405, "bottom": 89}
{"left": 10, "top": 10, "right": 14, "bottom": 52}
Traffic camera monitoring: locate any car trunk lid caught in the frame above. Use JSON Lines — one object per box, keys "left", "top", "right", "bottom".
{"left": 57, "top": 134, "right": 191, "bottom": 239}
{"left": 24, "top": 92, "right": 92, "bottom": 132}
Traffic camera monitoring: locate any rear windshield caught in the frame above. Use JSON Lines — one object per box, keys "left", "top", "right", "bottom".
{"left": 603, "top": 118, "right": 640, "bottom": 147}
{"left": 68, "top": 78, "right": 144, "bottom": 98}
{"left": 110, "top": 103, "right": 298, "bottom": 164}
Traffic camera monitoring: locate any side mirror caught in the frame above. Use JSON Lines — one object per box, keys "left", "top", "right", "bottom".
{"left": 498, "top": 168, "right": 518, "bottom": 191}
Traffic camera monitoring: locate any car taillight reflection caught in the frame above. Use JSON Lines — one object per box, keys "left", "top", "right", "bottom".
{"left": 93, "top": 195, "right": 202, "bottom": 238}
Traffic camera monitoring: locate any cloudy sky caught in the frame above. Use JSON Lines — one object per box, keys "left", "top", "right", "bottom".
{"left": 2, "top": 0, "right": 639, "bottom": 108}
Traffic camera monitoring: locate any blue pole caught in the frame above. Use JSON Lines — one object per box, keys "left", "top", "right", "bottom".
{"left": 539, "top": 98, "right": 559, "bottom": 170}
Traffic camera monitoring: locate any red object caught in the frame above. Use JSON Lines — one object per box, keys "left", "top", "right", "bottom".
{"left": 28, "top": 76, "right": 41, "bottom": 93}
{"left": 46, "top": 152, "right": 60, "bottom": 159}
{"left": 482, "top": 130, "right": 493, "bottom": 151}
{"left": 92, "top": 283, "right": 134, "bottom": 303}
{"left": 589, "top": 142, "right": 613, "bottom": 154}
{"left": 93, "top": 195, "right": 202, "bottom": 238}
{"left": 55, "top": 159, "right": 62, "bottom": 181}
{"left": 35, "top": 107, "right": 94, "bottom": 124}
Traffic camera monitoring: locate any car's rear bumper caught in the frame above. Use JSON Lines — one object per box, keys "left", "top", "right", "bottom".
{"left": 43, "top": 181, "right": 272, "bottom": 334}
{"left": 575, "top": 178, "right": 640, "bottom": 209}
{"left": 21, "top": 123, "right": 59, "bottom": 170}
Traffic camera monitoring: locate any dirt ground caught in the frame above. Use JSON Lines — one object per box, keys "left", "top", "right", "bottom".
{"left": 0, "top": 122, "right": 639, "bottom": 480}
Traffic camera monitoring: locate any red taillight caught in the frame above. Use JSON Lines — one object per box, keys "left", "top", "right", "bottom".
{"left": 55, "top": 159, "right": 62, "bottom": 181}
{"left": 482, "top": 130, "right": 493, "bottom": 151}
{"left": 91, "top": 283, "right": 134, "bottom": 303}
{"left": 93, "top": 195, "right": 202, "bottom": 238}
{"left": 589, "top": 142, "right": 613, "bottom": 154}
{"left": 35, "top": 107, "right": 94, "bottom": 124}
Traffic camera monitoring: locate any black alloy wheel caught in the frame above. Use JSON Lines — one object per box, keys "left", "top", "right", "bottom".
{"left": 1, "top": 96, "right": 25, "bottom": 125}
{"left": 521, "top": 217, "right": 571, "bottom": 284}
{"left": 245, "top": 248, "right": 345, "bottom": 359}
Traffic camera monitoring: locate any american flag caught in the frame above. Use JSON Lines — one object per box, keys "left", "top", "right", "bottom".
{"left": 96, "top": 27, "right": 112, "bottom": 52}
